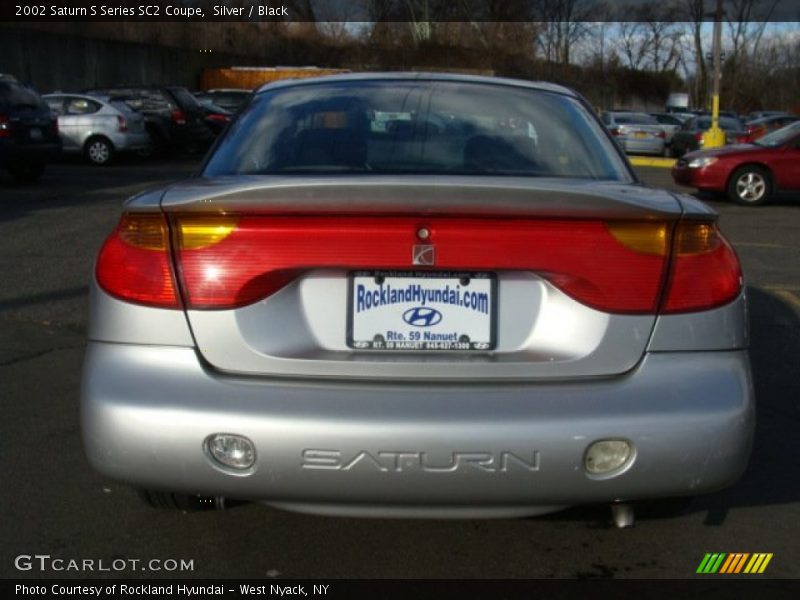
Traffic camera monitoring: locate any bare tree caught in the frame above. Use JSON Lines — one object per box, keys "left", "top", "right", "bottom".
{"left": 723, "top": 0, "right": 781, "bottom": 107}
{"left": 680, "top": 0, "right": 708, "bottom": 108}
{"left": 615, "top": 20, "right": 650, "bottom": 70}
{"left": 533, "top": 0, "right": 596, "bottom": 66}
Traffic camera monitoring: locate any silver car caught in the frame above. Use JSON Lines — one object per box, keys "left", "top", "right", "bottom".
{"left": 82, "top": 74, "right": 753, "bottom": 526}
{"left": 649, "top": 112, "right": 685, "bottom": 148}
{"left": 602, "top": 111, "right": 667, "bottom": 156}
{"left": 44, "top": 93, "right": 150, "bottom": 165}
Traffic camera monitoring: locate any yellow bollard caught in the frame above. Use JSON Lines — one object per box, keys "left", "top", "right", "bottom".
{"left": 702, "top": 127, "right": 726, "bottom": 148}
{"left": 702, "top": 94, "right": 726, "bottom": 148}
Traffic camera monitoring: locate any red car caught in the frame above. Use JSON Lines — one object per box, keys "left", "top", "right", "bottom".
{"left": 736, "top": 114, "right": 799, "bottom": 143}
{"left": 672, "top": 121, "right": 800, "bottom": 206}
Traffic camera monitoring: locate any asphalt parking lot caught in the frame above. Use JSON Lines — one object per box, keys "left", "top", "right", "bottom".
{"left": 1, "top": 158, "right": 798, "bottom": 580}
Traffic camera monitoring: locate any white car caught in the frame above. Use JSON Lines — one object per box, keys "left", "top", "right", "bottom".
{"left": 43, "top": 93, "right": 150, "bottom": 165}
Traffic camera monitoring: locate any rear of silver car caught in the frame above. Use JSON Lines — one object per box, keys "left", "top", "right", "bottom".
{"left": 44, "top": 94, "right": 150, "bottom": 163}
{"left": 615, "top": 124, "right": 666, "bottom": 155}
{"left": 82, "top": 75, "right": 753, "bottom": 519}
{"left": 604, "top": 112, "right": 667, "bottom": 156}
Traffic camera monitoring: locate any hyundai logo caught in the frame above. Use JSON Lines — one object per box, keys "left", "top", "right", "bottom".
{"left": 402, "top": 306, "right": 443, "bottom": 327}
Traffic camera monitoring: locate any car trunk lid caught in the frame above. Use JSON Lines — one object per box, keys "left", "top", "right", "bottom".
{"left": 153, "top": 177, "right": 684, "bottom": 381}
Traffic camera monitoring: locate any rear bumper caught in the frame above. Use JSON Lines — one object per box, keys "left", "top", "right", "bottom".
{"left": 173, "top": 124, "right": 214, "bottom": 148}
{"left": 621, "top": 138, "right": 664, "bottom": 155}
{"left": 0, "top": 139, "right": 61, "bottom": 165}
{"left": 110, "top": 131, "right": 150, "bottom": 152}
{"left": 81, "top": 343, "right": 754, "bottom": 518}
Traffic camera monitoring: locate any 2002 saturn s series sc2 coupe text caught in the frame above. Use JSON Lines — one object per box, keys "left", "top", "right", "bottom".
{"left": 81, "top": 73, "right": 753, "bottom": 527}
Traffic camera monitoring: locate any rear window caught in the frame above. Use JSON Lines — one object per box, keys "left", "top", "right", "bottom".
{"left": 614, "top": 114, "right": 658, "bottom": 125}
{"left": 653, "top": 114, "right": 681, "bottom": 125}
{"left": 90, "top": 89, "right": 175, "bottom": 112}
{"left": 694, "top": 117, "right": 744, "bottom": 131}
{"left": 204, "top": 80, "right": 629, "bottom": 180}
{"left": 110, "top": 100, "right": 138, "bottom": 117}
{"left": 0, "top": 82, "right": 47, "bottom": 111}
{"left": 170, "top": 88, "right": 203, "bottom": 110}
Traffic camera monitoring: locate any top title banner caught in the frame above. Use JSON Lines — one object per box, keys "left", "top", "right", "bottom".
{"left": 3, "top": 0, "right": 799, "bottom": 23}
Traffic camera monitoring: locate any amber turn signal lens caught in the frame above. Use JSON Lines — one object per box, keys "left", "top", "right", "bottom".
{"left": 118, "top": 214, "right": 169, "bottom": 250}
{"left": 674, "top": 221, "right": 720, "bottom": 255}
{"left": 178, "top": 217, "right": 239, "bottom": 250}
{"left": 606, "top": 221, "right": 669, "bottom": 255}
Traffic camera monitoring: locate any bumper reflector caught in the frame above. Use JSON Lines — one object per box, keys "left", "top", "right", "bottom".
{"left": 206, "top": 434, "right": 256, "bottom": 471}
{"left": 585, "top": 440, "right": 632, "bottom": 475}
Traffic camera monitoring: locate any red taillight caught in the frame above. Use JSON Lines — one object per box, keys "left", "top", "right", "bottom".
{"left": 694, "top": 132, "right": 704, "bottom": 141}
{"left": 609, "top": 127, "right": 620, "bottom": 136}
{"left": 51, "top": 116, "right": 58, "bottom": 135}
{"left": 0, "top": 114, "right": 9, "bottom": 138}
{"left": 96, "top": 214, "right": 181, "bottom": 309}
{"left": 101, "top": 215, "right": 740, "bottom": 315}
{"left": 661, "top": 221, "right": 742, "bottom": 313}
{"left": 117, "top": 115, "right": 128, "bottom": 132}
{"left": 656, "top": 130, "right": 666, "bottom": 138}
{"left": 171, "top": 109, "right": 187, "bottom": 125}
{"left": 96, "top": 214, "right": 742, "bottom": 314}
{"left": 174, "top": 217, "right": 671, "bottom": 313}
{"left": 206, "top": 114, "right": 230, "bottom": 123}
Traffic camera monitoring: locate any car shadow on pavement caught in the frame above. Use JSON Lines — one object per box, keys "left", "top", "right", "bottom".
{"left": 691, "top": 286, "right": 800, "bottom": 524}
{"left": 0, "top": 157, "right": 199, "bottom": 224}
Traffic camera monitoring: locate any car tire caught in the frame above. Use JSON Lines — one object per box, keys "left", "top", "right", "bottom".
{"left": 8, "top": 162, "right": 45, "bottom": 182}
{"left": 84, "top": 137, "right": 114, "bottom": 166}
{"left": 137, "top": 489, "right": 226, "bottom": 511}
{"left": 727, "top": 165, "right": 771, "bottom": 206}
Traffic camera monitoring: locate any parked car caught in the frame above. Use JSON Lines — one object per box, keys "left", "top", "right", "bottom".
{"left": 43, "top": 94, "right": 150, "bottom": 165}
{"left": 649, "top": 113, "right": 684, "bottom": 148}
{"left": 85, "top": 86, "right": 214, "bottom": 155}
{"left": 196, "top": 97, "right": 233, "bottom": 136}
{"left": 0, "top": 74, "right": 61, "bottom": 181}
{"left": 82, "top": 73, "right": 752, "bottom": 526}
{"left": 672, "top": 120, "right": 800, "bottom": 206}
{"left": 669, "top": 116, "right": 746, "bottom": 157}
{"left": 601, "top": 111, "right": 666, "bottom": 155}
{"left": 746, "top": 110, "right": 789, "bottom": 122}
{"left": 735, "top": 114, "right": 799, "bottom": 143}
{"left": 194, "top": 88, "right": 252, "bottom": 113}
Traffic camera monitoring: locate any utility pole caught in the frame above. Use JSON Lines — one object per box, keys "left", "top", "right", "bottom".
{"left": 703, "top": 0, "right": 725, "bottom": 148}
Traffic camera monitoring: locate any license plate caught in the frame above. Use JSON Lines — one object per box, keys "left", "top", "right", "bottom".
{"left": 348, "top": 271, "right": 496, "bottom": 351}
{"left": 29, "top": 128, "right": 43, "bottom": 141}
{"left": 634, "top": 131, "right": 648, "bottom": 138}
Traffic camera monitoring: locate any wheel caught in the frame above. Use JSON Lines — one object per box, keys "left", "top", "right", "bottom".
{"left": 8, "top": 162, "right": 45, "bottom": 182}
{"left": 84, "top": 137, "right": 114, "bottom": 165}
{"left": 727, "top": 165, "right": 771, "bottom": 206}
{"left": 137, "top": 489, "right": 226, "bottom": 510}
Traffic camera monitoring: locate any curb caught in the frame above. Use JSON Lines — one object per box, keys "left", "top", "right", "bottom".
{"left": 629, "top": 156, "right": 677, "bottom": 168}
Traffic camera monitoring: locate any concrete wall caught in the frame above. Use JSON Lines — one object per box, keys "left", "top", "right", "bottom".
{"left": 0, "top": 26, "right": 260, "bottom": 92}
